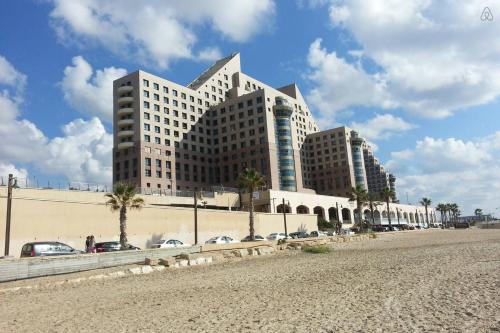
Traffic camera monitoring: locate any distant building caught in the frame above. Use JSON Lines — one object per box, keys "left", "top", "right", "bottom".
{"left": 112, "top": 53, "right": 396, "bottom": 198}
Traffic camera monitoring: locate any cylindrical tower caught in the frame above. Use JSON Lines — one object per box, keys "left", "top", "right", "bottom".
{"left": 273, "top": 97, "right": 297, "bottom": 192}
{"left": 350, "top": 131, "right": 367, "bottom": 189}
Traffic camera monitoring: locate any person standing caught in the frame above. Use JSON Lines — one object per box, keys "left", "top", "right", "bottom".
{"left": 89, "top": 235, "right": 96, "bottom": 253}
{"left": 85, "top": 236, "right": 90, "bottom": 253}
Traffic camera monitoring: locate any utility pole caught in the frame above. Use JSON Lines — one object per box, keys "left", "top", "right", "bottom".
{"left": 194, "top": 191, "right": 198, "bottom": 245}
{"left": 282, "top": 198, "right": 288, "bottom": 237}
{"left": 4, "top": 174, "right": 14, "bottom": 256}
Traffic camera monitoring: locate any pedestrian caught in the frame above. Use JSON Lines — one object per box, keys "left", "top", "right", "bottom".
{"left": 89, "top": 235, "right": 96, "bottom": 253}
{"left": 85, "top": 236, "right": 90, "bottom": 253}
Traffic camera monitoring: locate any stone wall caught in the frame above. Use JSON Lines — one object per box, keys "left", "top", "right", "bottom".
{"left": 0, "top": 188, "right": 317, "bottom": 257}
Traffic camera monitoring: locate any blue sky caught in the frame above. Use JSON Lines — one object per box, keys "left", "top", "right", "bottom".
{"left": 1, "top": 0, "right": 500, "bottom": 215}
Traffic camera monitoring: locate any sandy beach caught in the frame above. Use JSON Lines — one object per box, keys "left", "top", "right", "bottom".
{"left": 1, "top": 229, "right": 499, "bottom": 333}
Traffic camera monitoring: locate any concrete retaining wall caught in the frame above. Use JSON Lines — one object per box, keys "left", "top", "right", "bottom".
{"left": 0, "top": 188, "right": 317, "bottom": 257}
{"left": 0, "top": 246, "right": 201, "bottom": 282}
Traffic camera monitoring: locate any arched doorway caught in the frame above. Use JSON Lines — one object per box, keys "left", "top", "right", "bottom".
{"left": 296, "top": 205, "right": 309, "bottom": 214}
{"left": 403, "top": 212, "right": 408, "bottom": 222}
{"left": 364, "top": 209, "right": 372, "bottom": 222}
{"left": 276, "top": 204, "right": 291, "bottom": 213}
{"left": 382, "top": 211, "right": 388, "bottom": 218}
{"left": 410, "top": 212, "right": 415, "bottom": 223}
{"left": 328, "top": 207, "right": 339, "bottom": 221}
{"left": 313, "top": 206, "right": 325, "bottom": 220}
{"left": 342, "top": 208, "right": 351, "bottom": 223}
{"left": 374, "top": 210, "right": 381, "bottom": 223}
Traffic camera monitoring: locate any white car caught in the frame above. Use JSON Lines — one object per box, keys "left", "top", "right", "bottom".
{"left": 266, "top": 233, "right": 290, "bottom": 241}
{"left": 205, "top": 236, "right": 239, "bottom": 244}
{"left": 309, "top": 230, "right": 328, "bottom": 238}
{"left": 151, "top": 239, "right": 190, "bottom": 249}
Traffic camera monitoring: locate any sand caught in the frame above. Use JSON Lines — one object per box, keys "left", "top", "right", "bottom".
{"left": 0, "top": 229, "right": 499, "bottom": 333}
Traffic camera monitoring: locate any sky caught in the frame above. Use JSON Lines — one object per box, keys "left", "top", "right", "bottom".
{"left": 1, "top": 0, "right": 500, "bottom": 216}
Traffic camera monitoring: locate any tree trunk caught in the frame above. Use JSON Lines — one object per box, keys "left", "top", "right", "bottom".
{"left": 249, "top": 193, "right": 255, "bottom": 240}
{"left": 120, "top": 206, "right": 128, "bottom": 250}
{"left": 425, "top": 205, "right": 429, "bottom": 227}
{"left": 357, "top": 200, "right": 362, "bottom": 232}
{"left": 387, "top": 200, "right": 392, "bottom": 228}
{"left": 370, "top": 203, "right": 375, "bottom": 227}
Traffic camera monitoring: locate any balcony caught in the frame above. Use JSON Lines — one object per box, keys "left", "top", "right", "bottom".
{"left": 117, "top": 130, "right": 134, "bottom": 138}
{"left": 117, "top": 118, "right": 134, "bottom": 126}
{"left": 117, "top": 85, "right": 133, "bottom": 94}
{"left": 118, "top": 96, "right": 133, "bottom": 105}
{"left": 117, "top": 107, "right": 134, "bottom": 116}
{"left": 117, "top": 142, "right": 134, "bottom": 150}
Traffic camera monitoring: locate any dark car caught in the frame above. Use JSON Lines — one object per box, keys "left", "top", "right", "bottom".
{"left": 372, "top": 225, "right": 388, "bottom": 232}
{"left": 241, "top": 235, "right": 266, "bottom": 242}
{"left": 454, "top": 222, "right": 470, "bottom": 229}
{"left": 95, "top": 241, "right": 141, "bottom": 253}
{"left": 21, "top": 242, "right": 82, "bottom": 257}
{"left": 289, "top": 231, "right": 310, "bottom": 239}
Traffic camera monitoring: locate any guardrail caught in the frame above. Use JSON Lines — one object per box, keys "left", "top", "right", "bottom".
{"left": 0, "top": 246, "right": 201, "bottom": 283}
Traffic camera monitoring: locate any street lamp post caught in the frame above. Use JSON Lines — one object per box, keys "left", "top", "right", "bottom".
{"left": 282, "top": 198, "right": 288, "bottom": 237}
{"left": 194, "top": 191, "right": 198, "bottom": 245}
{"left": 4, "top": 174, "right": 15, "bottom": 256}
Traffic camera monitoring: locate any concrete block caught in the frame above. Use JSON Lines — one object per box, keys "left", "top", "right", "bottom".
{"left": 159, "top": 257, "right": 176, "bottom": 266}
{"left": 141, "top": 266, "right": 154, "bottom": 274}
{"left": 196, "top": 257, "right": 206, "bottom": 265}
{"left": 205, "top": 257, "right": 213, "bottom": 264}
{"left": 178, "top": 260, "right": 188, "bottom": 267}
{"left": 170, "top": 262, "right": 180, "bottom": 268}
{"left": 188, "top": 259, "right": 198, "bottom": 266}
{"left": 88, "top": 274, "right": 107, "bottom": 280}
{"left": 232, "top": 249, "right": 248, "bottom": 257}
{"left": 129, "top": 267, "right": 142, "bottom": 275}
{"left": 107, "top": 271, "right": 126, "bottom": 278}
{"left": 153, "top": 265, "right": 165, "bottom": 272}
{"left": 248, "top": 248, "right": 258, "bottom": 256}
{"left": 145, "top": 258, "right": 159, "bottom": 266}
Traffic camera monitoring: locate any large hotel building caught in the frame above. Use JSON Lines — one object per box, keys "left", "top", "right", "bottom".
{"left": 112, "top": 53, "right": 396, "bottom": 199}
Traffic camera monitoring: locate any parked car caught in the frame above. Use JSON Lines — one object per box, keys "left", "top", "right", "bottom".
{"left": 289, "top": 231, "right": 310, "bottom": 239}
{"left": 372, "top": 225, "right": 389, "bottom": 232}
{"left": 341, "top": 228, "right": 355, "bottom": 235}
{"left": 150, "top": 239, "right": 190, "bottom": 249}
{"left": 325, "top": 231, "right": 337, "bottom": 236}
{"left": 309, "top": 231, "right": 327, "bottom": 238}
{"left": 95, "top": 241, "right": 141, "bottom": 252}
{"left": 266, "top": 233, "right": 290, "bottom": 241}
{"left": 205, "top": 236, "right": 239, "bottom": 244}
{"left": 20, "top": 242, "right": 82, "bottom": 257}
{"left": 388, "top": 226, "right": 400, "bottom": 231}
{"left": 454, "top": 222, "right": 470, "bottom": 229}
{"left": 241, "top": 235, "right": 266, "bottom": 242}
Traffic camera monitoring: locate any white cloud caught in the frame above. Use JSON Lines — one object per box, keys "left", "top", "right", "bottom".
{"left": 40, "top": 118, "right": 112, "bottom": 185}
{"left": 351, "top": 114, "right": 415, "bottom": 140}
{"left": 0, "top": 54, "right": 113, "bottom": 186}
{"left": 0, "top": 163, "right": 28, "bottom": 183}
{"left": 61, "top": 56, "right": 127, "bottom": 122}
{"left": 49, "top": 0, "right": 275, "bottom": 69}
{"left": 388, "top": 133, "right": 500, "bottom": 215}
{"left": 306, "top": 38, "right": 396, "bottom": 126}
{"left": 196, "top": 47, "right": 223, "bottom": 62}
{"left": 306, "top": 0, "right": 500, "bottom": 118}
{"left": 0, "top": 55, "right": 26, "bottom": 93}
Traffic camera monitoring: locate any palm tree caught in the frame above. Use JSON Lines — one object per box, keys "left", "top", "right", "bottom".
{"left": 380, "top": 188, "right": 396, "bottom": 228}
{"left": 367, "top": 192, "right": 382, "bottom": 228}
{"left": 349, "top": 185, "right": 368, "bottom": 232}
{"left": 420, "top": 197, "right": 432, "bottom": 227}
{"left": 474, "top": 208, "right": 483, "bottom": 221}
{"left": 450, "top": 203, "right": 459, "bottom": 224}
{"left": 238, "top": 168, "right": 265, "bottom": 241}
{"left": 436, "top": 203, "right": 446, "bottom": 225}
{"left": 105, "top": 183, "right": 145, "bottom": 250}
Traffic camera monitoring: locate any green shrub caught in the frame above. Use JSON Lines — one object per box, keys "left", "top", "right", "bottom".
{"left": 303, "top": 245, "right": 331, "bottom": 254}
{"left": 318, "top": 218, "right": 335, "bottom": 230}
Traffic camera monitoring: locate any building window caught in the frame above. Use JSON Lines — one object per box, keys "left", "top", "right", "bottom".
{"left": 143, "top": 101, "right": 150, "bottom": 109}
{"left": 143, "top": 90, "right": 149, "bottom": 98}
{"left": 153, "top": 83, "right": 159, "bottom": 90}
{"left": 143, "top": 79, "right": 149, "bottom": 87}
